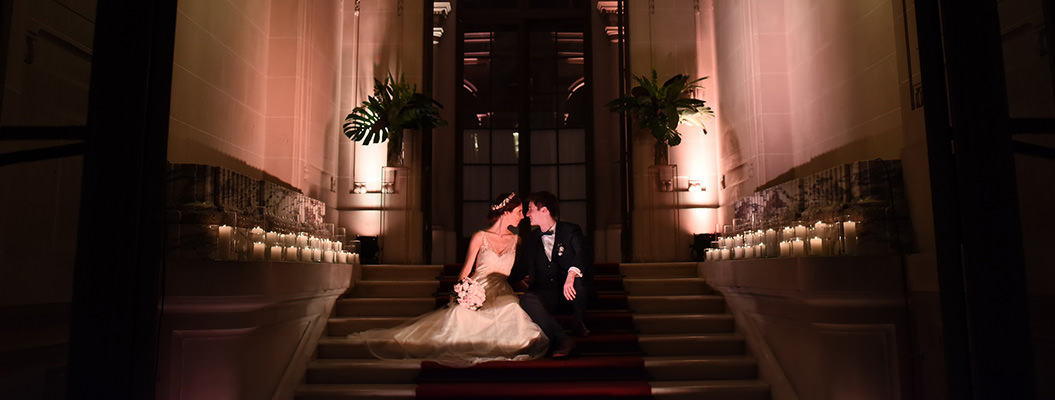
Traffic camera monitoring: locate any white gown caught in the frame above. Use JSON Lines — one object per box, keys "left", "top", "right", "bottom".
{"left": 347, "top": 232, "right": 549, "bottom": 367}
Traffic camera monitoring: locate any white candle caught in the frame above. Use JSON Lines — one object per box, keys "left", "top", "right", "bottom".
{"left": 269, "top": 245, "right": 282, "bottom": 261}
{"left": 843, "top": 221, "right": 858, "bottom": 255}
{"left": 335, "top": 241, "right": 343, "bottom": 252}
{"left": 252, "top": 242, "right": 266, "bottom": 260}
{"left": 758, "top": 243, "right": 767, "bottom": 258}
{"left": 312, "top": 247, "right": 322, "bottom": 262}
{"left": 217, "top": 225, "right": 233, "bottom": 259}
{"left": 351, "top": 252, "right": 359, "bottom": 264}
{"left": 744, "top": 245, "right": 755, "bottom": 259}
{"left": 287, "top": 246, "right": 298, "bottom": 262}
{"left": 733, "top": 246, "right": 744, "bottom": 259}
{"left": 720, "top": 248, "right": 730, "bottom": 260}
{"left": 792, "top": 239, "right": 806, "bottom": 257}
{"left": 300, "top": 247, "right": 312, "bottom": 261}
{"left": 250, "top": 226, "right": 265, "bottom": 243}
{"left": 296, "top": 234, "right": 308, "bottom": 248}
{"left": 324, "top": 249, "right": 335, "bottom": 263}
{"left": 809, "top": 237, "right": 823, "bottom": 256}
{"left": 779, "top": 241, "right": 791, "bottom": 257}
{"left": 337, "top": 251, "right": 347, "bottom": 264}
{"left": 782, "top": 227, "right": 794, "bottom": 241}
{"left": 794, "top": 224, "right": 807, "bottom": 239}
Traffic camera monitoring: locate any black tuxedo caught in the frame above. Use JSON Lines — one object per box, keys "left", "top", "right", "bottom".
{"left": 509, "top": 220, "right": 591, "bottom": 349}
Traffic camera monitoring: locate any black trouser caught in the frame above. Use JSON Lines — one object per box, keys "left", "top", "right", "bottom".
{"left": 519, "top": 279, "right": 587, "bottom": 347}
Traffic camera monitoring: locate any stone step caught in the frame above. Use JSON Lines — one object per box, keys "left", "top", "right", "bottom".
{"left": 300, "top": 380, "right": 768, "bottom": 400}
{"left": 619, "top": 262, "right": 699, "bottom": 279}
{"left": 317, "top": 337, "right": 382, "bottom": 359}
{"left": 644, "top": 356, "right": 758, "bottom": 381}
{"left": 335, "top": 298, "right": 439, "bottom": 317}
{"left": 360, "top": 265, "right": 443, "bottom": 281}
{"left": 328, "top": 317, "right": 412, "bottom": 336}
{"left": 295, "top": 383, "right": 415, "bottom": 400}
{"left": 627, "top": 295, "right": 727, "bottom": 314}
{"left": 437, "top": 274, "right": 628, "bottom": 293}
{"left": 633, "top": 314, "right": 735, "bottom": 334}
{"left": 348, "top": 281, "right": 439, "bottom": 298}
{"left": 638, "top": 333, "right": 746, "bottom": 356}
{"left": 623, "top": 278, "right": 714, "bottom": 296}
{"left": 306, "top": 359, "right": 421, "bottom": 384}
{"left": 650, "top": 380, "right": 770, "bottom": 400}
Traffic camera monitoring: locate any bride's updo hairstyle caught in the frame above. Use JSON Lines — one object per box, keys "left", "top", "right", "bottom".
{"left": 487, "top": 192, "right": 521, "bottom": 225}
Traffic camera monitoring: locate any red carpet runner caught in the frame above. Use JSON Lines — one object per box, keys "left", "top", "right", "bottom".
{"left": 415, "top": 263, "right": 652, "bottom": 399}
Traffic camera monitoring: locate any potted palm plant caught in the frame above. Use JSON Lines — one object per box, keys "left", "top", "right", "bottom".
{"left": 343, "top": 73, "right": 446, "bottom": 167}
{"left": 607, "top": 70, "right": 713, "bottom": 165}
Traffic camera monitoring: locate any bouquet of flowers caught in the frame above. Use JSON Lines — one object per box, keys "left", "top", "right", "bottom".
{"left": 451, "top": 277, "right": 485, "bottom": 311}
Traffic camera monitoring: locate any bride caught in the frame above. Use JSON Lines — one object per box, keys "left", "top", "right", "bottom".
{"left": 347, "top": 192, "right": 549, "bottom": 366}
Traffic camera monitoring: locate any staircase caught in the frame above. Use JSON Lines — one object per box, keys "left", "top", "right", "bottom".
{"left": 622, "top": 262, "right": 769, "bottom": 399}
{"left": 295, "top": 262, "right": 769, "bottom": 400}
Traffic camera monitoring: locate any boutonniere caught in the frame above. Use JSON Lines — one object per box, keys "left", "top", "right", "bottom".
{"left": 557, "top": 243, "right": 565, "bottom": 257}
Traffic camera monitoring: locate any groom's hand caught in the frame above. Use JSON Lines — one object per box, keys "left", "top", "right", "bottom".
{"left": 563, "top": 275, "right": 577, "bottom": 300}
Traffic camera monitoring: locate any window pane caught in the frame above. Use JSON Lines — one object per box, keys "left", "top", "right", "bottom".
{"left": 558, "top": 129, "right": 585, "bottom": 163}
{"left": 492, "top": 166, "right": 519, "bottom": 197}
{"left": 560, "top": 200, "right": 587, "bottom": 228}
{"left": 492, "top": 129, "right": 519, "bottom": 163}
{"left": 530, "top": 94, "right": 557, "bottom": 129}
{"left": 999, "top": 0, "right": 1055, "bottom": 118}
{"left": 531, "top": 130, "right": 557, "bottom": 164}
{"left": 463, "top": 202, "right": 489, "bottom": 236}
{"left": 558, "top": 164, "right": 586, "bottom": 199}
{"left": 463, "top": 166, "right": 491, "bottom": 200}
{"left": 2, "top": 2, "right": 96, "bottom": 126}
{"left": 531, "top": 165, "right": 558, "bottom": 193}
{"left": 463, "top": 130, "right": 491, "bottom": 164}
{"left": 491, "top": 111, "right": 518, "bottom": 129}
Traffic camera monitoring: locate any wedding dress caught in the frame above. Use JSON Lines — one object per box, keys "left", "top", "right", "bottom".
{"left": 347, "top": 232, "right": 549, "bottom": 367}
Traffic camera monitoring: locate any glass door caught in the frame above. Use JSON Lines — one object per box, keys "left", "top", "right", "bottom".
{"left": 457, "top": 6, "right": 591, "bottom": 246}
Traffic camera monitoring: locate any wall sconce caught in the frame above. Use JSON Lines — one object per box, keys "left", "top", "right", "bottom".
{"left": 687, "top": 179, "right": 704, "bottom": 192}
{"left": 351, "top": 182, "right": 367, "bottom": 194}
{"left": 381, "top": 182, "right": 396, "bottom": 194}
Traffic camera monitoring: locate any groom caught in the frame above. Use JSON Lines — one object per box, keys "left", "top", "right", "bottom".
{"left": 509, "top": 191, "right": 591, "bottom": 358}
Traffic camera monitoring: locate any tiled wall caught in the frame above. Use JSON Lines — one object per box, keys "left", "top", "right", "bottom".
{"left": 166, "top": 163, "right": 328, "bottom": 259}
{"left": 729, "top": 159, "right": 912, "bottom": 255}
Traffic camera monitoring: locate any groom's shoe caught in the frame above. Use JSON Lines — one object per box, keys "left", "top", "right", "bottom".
{"left": 552, "top": 339, "right": 576, "bottom": 358}
{"left": 572, "top": 321, "right": 590, "bottom": 337}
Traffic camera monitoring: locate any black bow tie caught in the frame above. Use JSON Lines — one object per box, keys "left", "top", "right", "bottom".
{"left": 541, "top": 229, "right": 554, "bottom": 236}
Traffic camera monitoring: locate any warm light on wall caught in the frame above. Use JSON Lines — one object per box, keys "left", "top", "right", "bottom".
{"left": 687, "top": 179, "right": 703, "bottom": 192}
{"left": 352, "top": 143, "right": 386, "bottom": 193}
{"left": 682, "top": 207, "right": 718, "bottom": 236}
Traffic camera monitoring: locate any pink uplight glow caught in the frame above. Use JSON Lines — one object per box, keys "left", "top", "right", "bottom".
{"left": 682, "top": 207, "right": 718, "bottom": 236}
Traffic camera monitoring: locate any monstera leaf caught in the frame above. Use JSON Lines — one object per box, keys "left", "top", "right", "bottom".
{"left": 607, "top": 70, "right": 713, "bottom": 148}
{"left": 343, "top": 73, "right": 446, "bottom": 147}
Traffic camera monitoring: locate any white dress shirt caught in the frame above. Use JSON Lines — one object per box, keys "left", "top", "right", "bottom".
{"left": 543, "top": 224, "right": 582, "bottom": 278}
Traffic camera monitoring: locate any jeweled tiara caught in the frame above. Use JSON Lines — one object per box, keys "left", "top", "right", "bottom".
{"left": 491, "top": 192, "right": 516, "bottom": 211}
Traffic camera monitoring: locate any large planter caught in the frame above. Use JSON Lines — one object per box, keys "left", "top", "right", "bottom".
{"left": 387, "top": 131, "right": 405, "bottom": 167}
{"left": 653, "top": 140, "right": 669, "bottom": 166}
